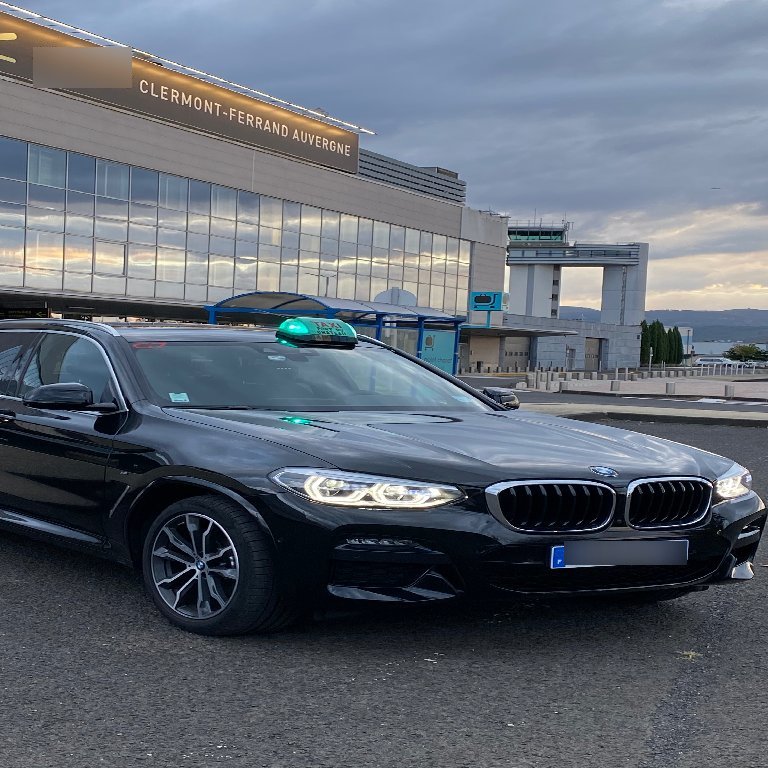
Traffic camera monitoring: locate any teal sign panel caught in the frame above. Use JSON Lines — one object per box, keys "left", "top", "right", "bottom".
{"left": 420, "top": 330, "right": 456, "bottom": 373}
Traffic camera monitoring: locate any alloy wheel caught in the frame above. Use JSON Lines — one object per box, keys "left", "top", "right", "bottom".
{"left": 150, "top": 513, "right": 240, "bottom": 619}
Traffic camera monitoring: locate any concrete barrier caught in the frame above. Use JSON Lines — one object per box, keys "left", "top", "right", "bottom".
{"left": 666, "top": 382, "right": 675, "bottom": 395}
{"left": 610, "top": 380, "right": 620, "bottom": 391}
{"left": 725, "top": 384, "right": 735, "bottom": 399}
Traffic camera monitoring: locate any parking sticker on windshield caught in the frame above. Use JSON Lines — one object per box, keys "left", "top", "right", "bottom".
{"left": 169, "top": 392, "right": 190, "bottom": 403}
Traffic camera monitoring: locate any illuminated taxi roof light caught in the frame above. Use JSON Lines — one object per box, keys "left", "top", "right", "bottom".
{"left": 276, "top": 317, "right": 358, "bottom": 345}
{"left": 0, "top": 1, "right": 376, "bottom": 135}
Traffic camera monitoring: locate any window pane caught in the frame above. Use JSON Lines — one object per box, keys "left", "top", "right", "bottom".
{"left": 158, "top": 173, "right": 188, "bottom": 210}
{"left": 372, "top": 221, "right": 390, "bottom": 248}
{"left": 65, "top": 235, "right": 93, "bottom": 272}
{"left": 65, "top": 214, "right": 94, "bottom": 237}
{"left": 299, "top": 233, "right": 319, "bottom": 252}
{"left": 95, "top": 196, "right": 128, "bottom": 220}
{"left": 158, "top": 208, "right": 186, "bottom": 230}
{"left": 300, "top": 205, "right": 321, "bottom": 235}
{"left": 283, "top": 201, "right": 301, "bottom": 232}
{"left": 26, "top": 230, "right": 63, "bottom": 270}
{"left": 279, "top": 264, "right": 297, "bottom": 292}
{"left": 0, "top": 178, "right": 25, "bottom": 204}
{"left": 211, "top": 185, "right": 236, "bottom": 220}
{"left": 0, "top": 226, "right": 24, "bottom": 266}
{"left": 67, "top": 190, "right": 95, "bottom": 216}
{"left": 235, "top": 239, "right": 258, "bottom": 259}
{"left": 189, "top": 180, "right": 211, "bottom": 215}
{"left": 234, "top": 257, "right": 257, "bottom": 290}
{"left": 405, "top": 228, "right": 420, "bottom": 254}
{"left": 339, "top": 215, "right": 358, "bottom": 243}
{"left": 256, "top": 260, "right": 279, "bottom": 290}
{"left": 130, "top": 203, "right": 157, "bottom": 226}
{"left": 26, "top": 208, "right": 64, "bottom": 233}
{"left": 64, "top": 272, "right": 92, "bottom": 292}
{"left": 186, "top": 232, "right": 208, "bottom": 253}
{"left": 128, "top": 223, "right": 157, "bottom": 246}
{"left": 127, "top": 278, "right": 154, "bottom": 297}
{"left": 96, "top": 160, "right": 129, "bottom": 199}
{"left": 260, "top": 196, "right": 282, "bottom": 229}
{"left": 208, "top": 255, "right": 234, "bottom": 288}
{"left": 260, "top": 226, "right": 282, "bottom": 247}
{"left": 29, "top": 145, "right": 66, "bottom": 187}
{"left": 210, "top": 235, "right": 234, "bottom": 257}
{"left": 156, "top": 246, "right": 184, "bottom": 282}
{"left": 358, "top": 218, "right": 373, "bottom": 246}
{"left": 25, "top": 269, "right": 62, "bottom": 290}
{"left": 127, "top": 244, "right": 156, "bottom": 279}
{"left": 157, "top": 228, "right": 186, "bottom": 249}
{"left": 320, "top": 237, "right": 338, "bottom": 255}
{"left": 92, "top": 274, "right": 126, "bottom": 294}
{"left": 155, "top": 281, "right": 184, "bottom": 299}
{"left": 236, "top": 221, "right": 258, "bottom": 242}
{"left": 94, "top": 240, "right": 126, "bottom": 275}
{"left": 130, "top": 168, "right": 159, "bottom": 205}
{"left": 94, "top": 218, "right": 127, "bottom": 242}
{"left": 237, "top": 191, "right": 259, "bottom": 224}
{"left": 259, "top": 244, "right": 280, "bottom": 262}
{"left": 185, "top": 252, "right": 208, "bottom": 284}
{"left": 210, "top": 217, "right": 235, "bottom": 238}
{"left": 67, "top": 153, "right": 95, "bottom": 193}
{"left": 321, "top": 210, "right": 339, "bottom": 239}
{"left": 0, "top": 138, "right": 27, "bottom": 181}
{"left": 0, "top": 201, "right": 24, "bottom": 228}
{"left": 187, "top": 212, "right": 209, "bottom": 235}
{"left": 282, "top": 230, "right": 299, "bottom": 250}
{"left": 28, "top": 184, "right": 65, "bottom": 210}
{"left": 390, "top": 225, "right": 405, "bottom": 251}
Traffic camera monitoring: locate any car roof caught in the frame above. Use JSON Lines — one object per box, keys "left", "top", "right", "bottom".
{"left": 0, "top": 319, "right": 377, "bottom": 345}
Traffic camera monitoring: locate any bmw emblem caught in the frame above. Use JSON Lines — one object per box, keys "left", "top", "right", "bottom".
{"left": 589, "top": 466, "right": 619, "bottom": 478}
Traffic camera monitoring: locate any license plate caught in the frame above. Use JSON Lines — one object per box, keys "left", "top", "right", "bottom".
{"left": 550, "top": 540, "right": 689, "bottom": 569}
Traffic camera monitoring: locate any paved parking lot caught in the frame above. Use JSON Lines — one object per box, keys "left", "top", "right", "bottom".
{"left": 0, "top": 421, "right": 765, "bottom": 768}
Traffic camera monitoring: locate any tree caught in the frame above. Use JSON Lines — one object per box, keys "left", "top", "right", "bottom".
{"left": 724, "top": 343, "right": 768, "bottom": 362}
{"left": 640, "top": 320, "right": 650, "bottom": 365}
{"left": 675, "top": 327, "right": 684, "bottom": 364}
{"left": 666, "top": 328, "right": 676, "bottom": 364}
{"left": 649, "top": 320, "right": 667, "bottom": 364}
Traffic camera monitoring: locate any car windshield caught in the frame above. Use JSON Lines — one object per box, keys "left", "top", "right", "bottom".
{"left": 129, "top": 339, "right": 492, "bottom": 412}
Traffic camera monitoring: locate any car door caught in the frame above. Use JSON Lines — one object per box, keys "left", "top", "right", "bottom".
{"left": 0, "top": 330, "right": 125, "bottom": 539}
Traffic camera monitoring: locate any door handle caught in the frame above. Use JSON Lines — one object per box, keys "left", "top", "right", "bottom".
{"left": 0, "top": 409, "right": 16, "bottom": 423}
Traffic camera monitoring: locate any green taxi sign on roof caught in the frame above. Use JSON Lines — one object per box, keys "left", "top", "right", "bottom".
{"left": 276, "top": 317, "right": 358, "bottom": 346}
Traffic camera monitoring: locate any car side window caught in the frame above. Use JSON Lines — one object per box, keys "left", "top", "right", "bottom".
{"left": 0, "top": 331, "right": 36, "bottom": 397}
{"left": 19, "top": 334, "right": 116, "bottom": 403}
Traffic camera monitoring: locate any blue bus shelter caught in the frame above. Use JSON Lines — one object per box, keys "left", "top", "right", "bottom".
{"left": 204, "top": 291, "right": 465, "bottom": 374}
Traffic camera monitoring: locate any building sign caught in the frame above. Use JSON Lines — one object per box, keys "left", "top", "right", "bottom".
{"left": 469, "top": 291, "right": 504, "bottom": 311}
{"left": 0, "top": 10, "right": 359, "bottom": 173}
{"left": 420, "top": 330, "right": 456, "bottom": 374}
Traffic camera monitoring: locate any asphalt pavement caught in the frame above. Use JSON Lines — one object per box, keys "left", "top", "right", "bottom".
{"left": 0, "top": 420, "right": 766, "bottom": 767}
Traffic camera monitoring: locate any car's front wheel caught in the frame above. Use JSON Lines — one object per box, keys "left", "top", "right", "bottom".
{"left": 141, "top": 495, "right": 297, "bottom": 635}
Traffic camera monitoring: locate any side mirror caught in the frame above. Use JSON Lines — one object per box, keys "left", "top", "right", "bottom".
{"left": 482, "top": 386, "right": 520, "bottom": 410}
{"left": 22, "top": 382, "right": 119, "bottom": 413}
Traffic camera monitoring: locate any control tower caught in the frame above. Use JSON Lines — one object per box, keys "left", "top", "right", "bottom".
{"left": 506, "top": 221, "right": 648, "bottom": 325}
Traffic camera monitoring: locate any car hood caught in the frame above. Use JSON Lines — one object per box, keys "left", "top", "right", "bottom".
{"left": 163, "top": 407, "right": 735, "bottom": 488}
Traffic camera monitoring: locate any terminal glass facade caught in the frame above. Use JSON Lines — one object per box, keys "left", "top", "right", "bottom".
{"left": 0, "top": 136, "right": 471, "bottom": 313}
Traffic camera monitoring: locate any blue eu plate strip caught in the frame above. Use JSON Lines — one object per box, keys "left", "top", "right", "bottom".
{"left": 551, "top": 545, "right": 566, "bottom": 569}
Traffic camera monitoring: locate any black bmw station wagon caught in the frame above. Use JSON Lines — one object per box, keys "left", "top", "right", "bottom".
{"left": 0, "top": 317, "right": 762, "bottom": 635}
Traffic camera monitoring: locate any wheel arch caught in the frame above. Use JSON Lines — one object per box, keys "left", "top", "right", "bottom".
{"left": 125, "top": 476, "right": 274, "bottom": 568}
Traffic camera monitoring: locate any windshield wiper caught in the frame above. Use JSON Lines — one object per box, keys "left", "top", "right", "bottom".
{"left": 165, "top": 405, "right": 253, "bottom": 410}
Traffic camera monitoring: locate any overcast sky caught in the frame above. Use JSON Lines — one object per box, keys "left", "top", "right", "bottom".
{"left": 19, "top": 0, "right": 768, "bottom": 310}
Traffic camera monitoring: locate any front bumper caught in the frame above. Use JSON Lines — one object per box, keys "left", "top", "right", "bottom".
{"left": 258, "top": 489, "right": 766, "bottom": 605}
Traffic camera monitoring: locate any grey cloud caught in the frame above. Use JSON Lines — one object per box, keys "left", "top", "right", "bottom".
{"left": 21, "top": 0, "right": 768, "bottom": 307}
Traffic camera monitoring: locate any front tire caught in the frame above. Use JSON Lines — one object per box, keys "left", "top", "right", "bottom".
{"left": 141, "top": 495, "right": 297, "bottom": 635}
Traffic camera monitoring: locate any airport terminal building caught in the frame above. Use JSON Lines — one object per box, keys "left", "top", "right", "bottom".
{"left": 0, "top": 5, "right": 645, "bottom": 372}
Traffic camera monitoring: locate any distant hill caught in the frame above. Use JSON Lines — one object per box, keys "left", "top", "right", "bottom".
{"left": 560, "top": 307, "right": 768, "bottom": 342}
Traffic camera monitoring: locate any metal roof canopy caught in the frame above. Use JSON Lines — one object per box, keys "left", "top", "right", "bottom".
{"left": 205, "top": 292, "right": 466, "bottom": 372}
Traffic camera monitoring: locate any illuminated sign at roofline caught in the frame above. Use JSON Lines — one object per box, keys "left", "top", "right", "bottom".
{"left": 0, "top": 9, "right": 360, "bottom": 173}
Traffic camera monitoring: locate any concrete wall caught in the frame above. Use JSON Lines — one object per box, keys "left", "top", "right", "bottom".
{"left": 503, "top": 313, "right": 641, "bottom": 369}
{"left": 600, "top": 243, "right": 648, "bottom": 325}
{"left": 468, "top": 335, "right": 502, "bottom": 371}
{"left": 508, "top": 264, "right": 557, "bottom": 318}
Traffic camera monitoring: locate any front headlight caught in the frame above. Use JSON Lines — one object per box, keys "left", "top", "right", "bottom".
{"left": 714, "top": 463, "right": 753, "bottom": 501}
{"left": 270, "top": 468, "right": 464, "bottom": 508}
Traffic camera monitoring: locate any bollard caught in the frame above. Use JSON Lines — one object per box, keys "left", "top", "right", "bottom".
{"left": 565, "top": 372, "right": 572, "bottom": 381}
{"left": 590, "top": 372, "right": 598, "bottom": 380}
{"left": 666, "top": 382, "right": 675, "bottom": 395}
{"left": 558, "top": 381, "right": 566, "bottom": 393}
{"left": 725, "top": 384, "right": 735, "bottom": 399}
{"left": 630, "top": 373, "right": 638, "bottom": 381}
{"left": 610, "top": 380, "right": 620, "bottom": 391}
{"left": 599, "top": 373, "right": 608, "bottom": 381}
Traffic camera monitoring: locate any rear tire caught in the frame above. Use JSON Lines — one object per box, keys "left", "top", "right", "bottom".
{"left": 141, "top": 495, "right": 298, "bottom": 635}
